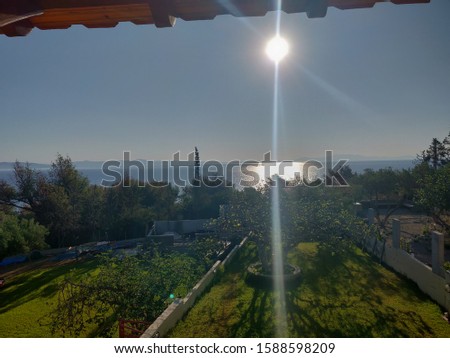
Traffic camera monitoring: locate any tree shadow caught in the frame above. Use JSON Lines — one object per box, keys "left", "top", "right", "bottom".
{"left": 230, "top": 288, "right": 274, "bottom": 337}
{"left": 0, "top": 260, "right": 97, "bottom": 314}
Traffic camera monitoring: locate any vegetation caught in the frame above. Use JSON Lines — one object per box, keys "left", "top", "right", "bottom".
{"left": 416, "top": 131, "right": 450, "bottom": 170}
{"left": 49, "top": 251, "right": 205, "bottom": 337}
{"left": 0, "top": 134, "right": 449, "bottom": 338}
{"left": 0, "top": 212, "right": 48, "bottom": 260}
{"left": 169, "top": 242, "right": 450, "bottom": 337}
{"left": 0, "top": 152, "right": 233, "bottom": 254}
{"left": 415, "top": 163, "right": 450, "bottom": 232}
{"left": 0, "top": 259, "right": 99, "bottom": 337}
{"left": 345, "top": 133, "right": 450, "bottom": 235}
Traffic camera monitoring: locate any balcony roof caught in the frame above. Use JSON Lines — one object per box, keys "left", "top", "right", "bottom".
{"left": 0, "top": 0, "right": 430, "bottom": 37}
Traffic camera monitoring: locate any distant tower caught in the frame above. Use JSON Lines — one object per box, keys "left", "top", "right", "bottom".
{"left": 194, "top": 146, "right": 200, "bottom": 182}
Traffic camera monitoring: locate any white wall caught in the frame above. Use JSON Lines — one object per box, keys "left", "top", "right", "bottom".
{"left": 362, "top": 229, "right": 450, "bottom": 312}
{"left": 153, "top": 219, "right": 211, "bottom": 235}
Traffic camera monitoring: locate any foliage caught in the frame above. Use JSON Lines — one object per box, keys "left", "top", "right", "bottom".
{"left": 415, "top": 163, "right": 450, "bottom": 232}
{"left": 104, "top": 178, "right": 178, "bottom": 240}
{"left": 49, "top": 251, "right": 204, "bottom": 337}
{"left": 190, "top": 235, "right": 228, "bottom": 271}
{"left": 211, "top": 184, "right": 367, "bottom": 272}
{"left": 0, "top": 212, "right": 48, "bottom": 260}
{"left": 178, "top": 177, "right": 234, "bottom": 220}
{"left": 210, "top": 187, "right": 275, "bottom": 272}
{"left": 0, "top": 155, "right": 90, "bottom": 247}
{"left": 290, "top": 186, "right": 373, "bottom": 256}
{"left": 443, "top": 261, "right": 450, "bottom": 272}
{"left": 349, "top": 167, "right": 411, "bottom": 234}
{"left": 416, "top": 132, "right": 450, "bottom": 169}
{"left": 0, "top": 155, "right": 179, "bottom": 247}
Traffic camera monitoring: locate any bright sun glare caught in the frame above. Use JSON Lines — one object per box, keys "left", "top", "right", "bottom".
{"left": 265, "top": 35, "right": 289, "bottom": 63}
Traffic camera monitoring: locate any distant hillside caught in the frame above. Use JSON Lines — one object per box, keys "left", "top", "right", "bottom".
{"left": 0, "top": 162, "right": 50, "bottom": 170}
{"left": 0, "top": 161, "right": 108, "bottom": 170}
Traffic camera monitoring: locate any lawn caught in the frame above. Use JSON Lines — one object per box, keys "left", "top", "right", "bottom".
{"left": 169, "top": 242, "right": 450, "bottom": 337}
{"left": 0, "top": 259, "right": 100, "bottom": 337}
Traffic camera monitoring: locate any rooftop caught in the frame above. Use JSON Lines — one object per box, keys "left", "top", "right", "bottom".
{"left": 0, "top": 0, "right": 430, "bottom": 37}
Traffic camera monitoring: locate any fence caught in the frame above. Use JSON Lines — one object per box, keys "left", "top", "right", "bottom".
{"left": 364, "top": 209, "right": 450, "bottom": 312}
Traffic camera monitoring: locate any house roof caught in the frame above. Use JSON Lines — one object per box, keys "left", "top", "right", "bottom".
{"left": 0, "top": 0, "right": 430, "bottom": 37}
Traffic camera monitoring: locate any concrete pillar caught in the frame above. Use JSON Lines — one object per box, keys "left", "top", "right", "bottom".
{"left": 367, "top": 208, "right": 375, "bottom": 225}
{"left": 432, "top": 231, "right": 444, "bottom": 275}
{"left": 392, "top": 219, "right": 401, "bottom": 249}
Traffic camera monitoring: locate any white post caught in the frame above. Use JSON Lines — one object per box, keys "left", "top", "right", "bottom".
{"left": 431, "top": 231, "right": 444, "bottom": 275}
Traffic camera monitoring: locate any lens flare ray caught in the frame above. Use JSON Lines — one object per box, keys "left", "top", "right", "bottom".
{"left": 269, "top": 0, "right": 288, "bottom": 338}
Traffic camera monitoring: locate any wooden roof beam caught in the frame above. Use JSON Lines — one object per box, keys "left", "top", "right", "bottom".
{"left": 0, "top": 0, "right": 432, "bottom": 37}
{"left": 148, "top": 0, "right": 176, "bottom": 27}
{"left": 0, "top": 0, "right": 43, "bottom": 36}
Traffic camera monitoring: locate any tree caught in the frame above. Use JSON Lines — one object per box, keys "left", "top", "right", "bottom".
{"left": 290, "top": 185, "right": 372, "bottom": 256}
{"left": 416, "top": 132, "right": 450, "bottom": 169}
{"left": 415, "top": 163, "right": 450, "bottom": 233}
{"left": 194, "top": 146, "right": 200, "bottom": 183}
{"left": 178, "top": 177, "right": 233, "bottom": 220}
{"left": 104, "top": 178, "right": 178, "bottom": 240}
{"left": 351, "top": 168, "right": 407, "bottom": 233}
{"left": 0, "top": 212, "right": 48, "bottom": 260}
{"left": 49, "top": 252, "right": 204, "bottom": 337}
{"left": 212, "top": 185, "right": 298, "bottom": 273}
{"left": 79, "top": 185, "right": 107, "bottom": 242}
{"left": 0, "top": 162, "right": 45, "bottom": 213}
{"left": 0, "top": 156, "right": 92, "bottom": 247}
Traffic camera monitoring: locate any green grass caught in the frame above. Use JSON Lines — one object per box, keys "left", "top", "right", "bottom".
{"left": 0, "top": 259, "right": 99, "bottom": 337}
{"left": 169, "top": 242, "right": 450, "bottom": 337}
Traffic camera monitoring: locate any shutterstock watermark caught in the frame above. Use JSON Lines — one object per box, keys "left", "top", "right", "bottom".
{"left": 101, "top": 150, "right": 349, "bottom": 188}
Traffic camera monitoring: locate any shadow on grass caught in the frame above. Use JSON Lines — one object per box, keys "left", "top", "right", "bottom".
{"left": 0, "top": 259, "right": 98, "bottom": 314}
{"left": 284, "top": 289, "right": 434, "bottom": 337}
{"left": 171, "top": 242, "right": 444, "bottom": 337}
{"left": 283, "top": 246, "right": 436, "bottom": 337}
{"left": 230, "top": 289, "right": 274, "bottom": 337}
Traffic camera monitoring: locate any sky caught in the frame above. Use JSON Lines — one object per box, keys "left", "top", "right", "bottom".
{"left": 0, "top": 0, "right": 449, "bottom": 164}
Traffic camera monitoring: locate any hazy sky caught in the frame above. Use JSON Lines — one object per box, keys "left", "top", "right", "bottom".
{"left": 0, "top": 0, "right": 449, "bottom": 164}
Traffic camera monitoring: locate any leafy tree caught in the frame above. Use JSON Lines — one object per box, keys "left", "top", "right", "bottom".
{"left": 179, "top": 178, "right": 233, "bottom": 220}
{"left": 0, "top": 212, "right": 48, "bottom": 260}
{"left": 416, "top": 132, "right": 450, "bottom": 169}
{"left": 0, "top": 162, "right": 45, "bottom": 213}
{"left": 49, "top": 252, "right": 204, "bottom": 337}
{"left": 104, "top": 180, "right": 154, "bottom": 240}
{"left": 190, "top": 234, "right": 229, "bottom": 271}
{"left": 211, "top": 185, "right": 298, "bottom": 273}
{"left": 415, "top": 163, "right": 450, "bottom": 233}
{"left": 49, "top": 154, "right": 89, "bottom": 196}
{"left": 104, "top": 178, "right": 178, "bottom": 240}
{"left": 351, "top": 168, "right": 406, "bottom": 232}
{"left": 290, "top": 185, "right": 372, "bottom": 255}
{"left": 0, "top": 156, "right": 93, "bottom": 247}
{"left": 80, "top": 185, "right": 107, "bottom": 242}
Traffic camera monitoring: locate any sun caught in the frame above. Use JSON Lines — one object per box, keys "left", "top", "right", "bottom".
{"left": 265, "top": 36, "right": 289, "bottom": 63}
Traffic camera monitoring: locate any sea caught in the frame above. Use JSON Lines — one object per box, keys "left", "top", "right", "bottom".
{"left": 0, "top": 159, "right": 415, "bottom": 188}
